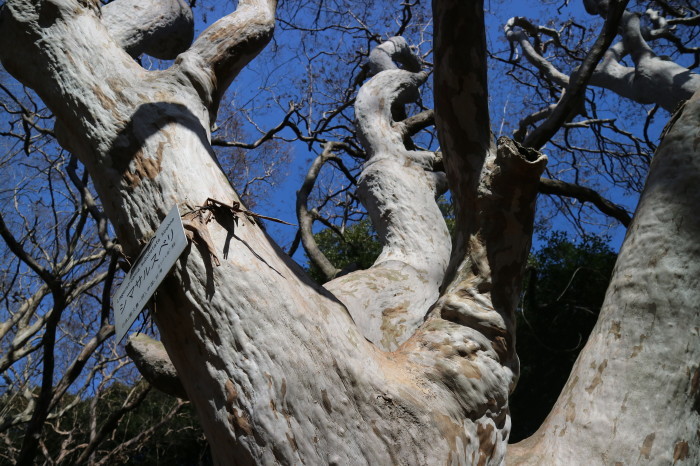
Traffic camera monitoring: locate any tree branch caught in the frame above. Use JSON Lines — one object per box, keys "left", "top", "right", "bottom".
{"left": 175, "top": 0, "right": 277, "bottom": 113}
{"left": 126, "top": 333, "right": 188, "bottom": 399}
{"left": 504, "top": 17, "right": 571, "bottom": 88}
{"left": 539, "top": 177, "right": 631, "bottom": 227}
{"left": 101, "top": 0, "right": 194, "bottom": 59}
{"left": 433, "top": 0, "right": 492, "bottom": 277}
{"left": 367, "top": 36, "right": 422, "bottom": 76}
{"left": 296, "top": 142, "right": 343, "bottom": 282}
{"left": 323, "top": 39, "right": 451, "bottom": 349}
{"left": 73, "top": 384, "right": 152, "bottom": 465}
{"left": 523, "top": 0, "right": 629, "bottom": 149}
{"left": 211, "top": 102, "right": 298, "bottom": 149}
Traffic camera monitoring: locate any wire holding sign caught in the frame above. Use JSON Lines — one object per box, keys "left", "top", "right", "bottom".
{"left": 114, "top": 205, "right": 188, "bottom": 343}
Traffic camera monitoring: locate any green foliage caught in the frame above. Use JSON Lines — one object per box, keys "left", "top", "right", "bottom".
{"left": 307, "top": 219, "right": 383, "bottom": 283}
{"left": 509, "top": 232, "right": 617, "bottom": 442}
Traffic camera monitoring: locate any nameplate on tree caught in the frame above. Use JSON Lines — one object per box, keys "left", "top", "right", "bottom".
{"left": 114, "top": 205, "right": 187, "bottom": 343}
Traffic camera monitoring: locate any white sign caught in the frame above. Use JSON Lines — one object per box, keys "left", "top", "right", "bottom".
{"left": 114, "top": 205, "right": 188, "bottom": 343}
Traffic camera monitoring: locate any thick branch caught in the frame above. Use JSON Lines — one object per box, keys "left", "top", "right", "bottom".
{"left": 403, "top": 137, "right": 547, "bottom": 461}
{"left": 505, "top": 4, "right": 700, "bottom": 140}
{"left": 175, "top": 0, "right": 277, "bottom": 113}
{"left": 325, "top": 49, "right": 450, "bottom": 349}
{"left": 590, "top": 10, "right": 700, "bottom": 111}
{"left": 125, "top": 333, "right": 188, "bottom": 400}
{"left": 395, "top": 109, "right": 435, "bottom": 139}
{"left": 432, "top": 5, "right": 551, "bottom": 460}
{"left": 367, "top": 36, "right": 422, "bottom": 76}
{"left": 510, "top": 83, "right": 700, "bottom": 466}
{"left": 101, "top": 0, "right": 194, "bottom": 59}
{"left": 433, "top": 0, "right": 491, "bottom": 279}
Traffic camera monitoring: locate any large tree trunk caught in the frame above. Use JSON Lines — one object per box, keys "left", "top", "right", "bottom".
{"left": 0, "top": 0, "right": 539, "bottom": 463}
{"left": 1, "top": 0, "right": 697, "bottom": 464}
{"left": 508, "top": 88, "right": 700, "bottom": 465}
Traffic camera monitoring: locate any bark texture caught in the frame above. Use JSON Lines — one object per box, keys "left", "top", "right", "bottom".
{"left": 325, "top": 39, "right": 451, "bottom": 351}
{"left": 508, "top": 89, "right": 700, "bottom": 466}
{"left": 2, "top": 0, "right": 694, "bottom": 464}
{"left": 126, "top": 333, "right": 187, "bottom": 399}
{"left": 102, "top": 0, "right": 194, "bottom": 60}
{"left": 0, "top": 0, "right": 544, "bottom": 463}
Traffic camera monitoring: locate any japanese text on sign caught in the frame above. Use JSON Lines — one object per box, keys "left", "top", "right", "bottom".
{"left": 114, "top": 205, "right": 187, "bottom": 343}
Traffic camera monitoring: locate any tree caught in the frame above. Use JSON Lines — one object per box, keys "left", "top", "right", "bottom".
{"left": 305, "top": 218, "right": 382, "bottom": 283}
{"left": 499, "top": 0, "right": 699, "bottom": 230}
{"left": 0, "top": 0, "right": 698, "bottom": 465}
{"left": 0, "top": 1, "right": 287, "bottom": 462}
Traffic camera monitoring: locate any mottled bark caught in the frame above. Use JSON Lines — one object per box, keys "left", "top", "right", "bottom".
{"left": 509, "top": 88, "right": 700, "bottom": 466}
{"left": 325, "top": 39, "right": 451, "bottom": 351}
{"left": 2, "top": 0, "right": 695, "bottom": 463}
{"left": 0, "top": 0, "right": 542, "bottom": 463}
{"left": 427, "top": 0, "right": 548, "bottom": 460}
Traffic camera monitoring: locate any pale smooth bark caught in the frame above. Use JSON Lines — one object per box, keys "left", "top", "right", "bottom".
{"left": 126, "top": 333, "right": 187, "bottom": 399}
{"left": 0, "top": 0, "right": 543, "bottom": 463}
{"left": 509, "top": 88, "right": 700, "bottom": 466}
{"left": 1, "top": 0, "right": 696, "bottom": 463}
{"left": 102, "top": 0, "right": 194, "bottom": 60}
{"left": 324, "top": 39, "right": 450, "bottom": 351}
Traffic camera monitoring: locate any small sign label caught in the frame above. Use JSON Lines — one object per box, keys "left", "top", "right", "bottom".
{"left": 114, "top": 205, "right": 188, "bottom": 343}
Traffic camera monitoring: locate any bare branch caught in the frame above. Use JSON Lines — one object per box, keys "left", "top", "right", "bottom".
{"left": 523, "top": 0, "right": 629, "bottom": 149}
{"left": 73, "top": 384, "right": 152, "bottom": 465}
{"left": 211, "top": 102, "right": 298, "bottom": 149}
{"left": 126, "top": 334, "right": 188, "bottom": 400}
{"left": 504, "top": 18, "right": 572, "bottom": 88}
{"left": 539, "top": 177, "right": 631, "bottom": 226}
{"left": 296, "top": 142, "right": 343, "bottom": 281}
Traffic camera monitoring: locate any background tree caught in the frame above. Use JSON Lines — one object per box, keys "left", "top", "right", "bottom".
{"left": 499, "top": 0, "right": 699, "bottom": 229}
{"left": 0, "top": 70, "right": 210, "bottom": 463}
{"left": 510, "top": 232, "right": 617, "bottom": 442}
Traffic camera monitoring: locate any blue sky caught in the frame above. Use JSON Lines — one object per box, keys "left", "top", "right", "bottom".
{"left": 204, "top": 0, "right": 650, "bottom": 260}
